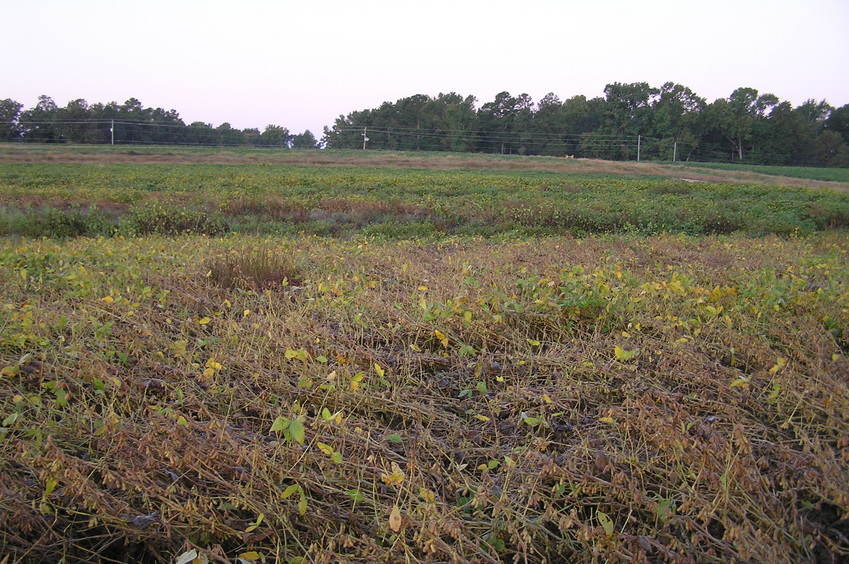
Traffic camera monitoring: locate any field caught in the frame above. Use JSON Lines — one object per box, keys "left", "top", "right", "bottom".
{"left": 1, "top": 147, "right": 849, "bottom": 563}
{"left": 673, "top": 162, "right": 849, "bottom": 184}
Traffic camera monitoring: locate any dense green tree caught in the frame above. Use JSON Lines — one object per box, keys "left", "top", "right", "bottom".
{"left": 723, "top": 87, "right": 778, "bottom": 161}
{"left": 477, "top": 91, "right": 531, "bottom": 154}
{"left": 562, "top": 95, "right": 604, "bottom": 158}
{"left": 651, "top": 83, "right": 706, "bottom": 160}
{"left": 259, "top": 124, "right": 292, "bottom": 147}
{"left": 19, "top": 95, "right": 59, "bottom": 142}
{"left": 750, "top": 101, "right": 804, "bottom": 164}
{"left": 184, "top": 122, "right": 217, "bottom": 145}
{"left": 0, "top": 98, "right": 23, "bottom": 141}
{"left": 291, "top": 129, "right": 319, "bottom": 149}
{"left": 323, "top": 109, "right": 372, "bottom": 149}
{"left": 813, "top": 131, "right": 849, "bottom": 167}
{"left": 826, "top": 104, "right": 849, "bottom": 145}
{"left": 216, "top": 123, "right": 245, "bottom": 146}
{"left": 433, "top": 93, "right": 478, "bottom": 152}
{"left": 600, "top": 82, "right": 658, "bottom": 159}
{"left": 532, "top": 93, "right": 567, "bottom": 156}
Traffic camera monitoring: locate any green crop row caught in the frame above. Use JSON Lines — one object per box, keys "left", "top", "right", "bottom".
{"left": 1, "top": 163, "right": 848, "bottom": 239}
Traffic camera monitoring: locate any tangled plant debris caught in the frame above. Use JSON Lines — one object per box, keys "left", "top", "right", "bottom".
{"left": 1, "top": 232, "right": 848, "bottom": 563}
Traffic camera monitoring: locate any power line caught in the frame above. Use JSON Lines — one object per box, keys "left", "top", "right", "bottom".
{"left": 6, "top": 118, "right": 839, "bottom": 167}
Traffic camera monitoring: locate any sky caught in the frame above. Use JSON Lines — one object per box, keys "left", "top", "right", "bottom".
{"left": 3, "top": 0, "right": 848, "bottom": 136}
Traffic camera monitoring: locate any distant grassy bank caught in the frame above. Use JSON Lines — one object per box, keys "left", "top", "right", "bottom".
{"left": 672, "top": 161, "right": 849, "bottom": 183}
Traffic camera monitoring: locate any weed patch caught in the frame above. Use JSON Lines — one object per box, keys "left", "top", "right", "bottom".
{"left": 126, "top": 203, "right": 228, "bottom": 236}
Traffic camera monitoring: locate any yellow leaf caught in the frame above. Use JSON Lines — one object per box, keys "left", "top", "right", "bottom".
{"left": 374, "top": 363, "right": 385, "bottom": 378}
{"left": 730, "top": 377, "right": 750, "bottom": 388}
{"left": 614, "top": 346, "right": 637, "bottom": 362}
{"left": 667, "top": 279, "right": 685, "bottom": 294}
{"left": 434, "top": 329, "right": 448, "bottom": 347}
{"left": 238, "top": 552, "right": 261, "bottom": 562}
{"left": 389, "top": 505, "right": 402, "bottom": 532}
{"left": 316, "top": 442, "right": 334, "bottom": 456}
{"left": 599, "top": 416, "right": 615, "bottom": 424}
{"left": 101, "top": 296, "right": 114, "bottom": 304}
{"left": 474, "top": 414, "right": 490, "bottom": 422}
{"left": 198, "top": 317, "right": 211, "bottom": 325}
{"left": 769, "top": 357, "right": 787, "bottom": 374}
{"left": 381, "top": 462, "right": 405, "bottom": 487}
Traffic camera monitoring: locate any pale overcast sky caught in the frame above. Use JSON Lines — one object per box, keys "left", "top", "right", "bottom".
{"left": 3, "top": 0, "right": 848, "bottom": 136}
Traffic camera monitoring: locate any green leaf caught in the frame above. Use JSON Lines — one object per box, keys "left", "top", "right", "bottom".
{"left": 285, "top": 348, "right": 308, "bottom": 361}
{"left": 289, "top": 419, "right": 306, "bottom": 444}
{"left": 296, "top": 375, "right": 313, "bottom": 389}
{"left": 270, "top": 416, "right": 290, "bottom": 433}
{"left": 54, "top": 388, "right": 68, "bottom": 408}
{"left": 245, "top": 512, "right": 264, "bottom": 532}
{"left": 523, "top": 417, "right": 540, "bottom": 427}
{"left": 280, "top": 484, "right": 301, "bottom": 499}
{"left": 347, "top": 489, "right": 365, "bottom": 502}
{"left": 297, "top": 495, "right": 308, "bottom": 516}
{"left": 386, "top": 433, "right": 403, "bottom": 444}
{"left": 597, "top": 510, "right": 614, "bottom": 537}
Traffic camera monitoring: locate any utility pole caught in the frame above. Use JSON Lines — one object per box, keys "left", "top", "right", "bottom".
{"left": 637, "top": 135, "right": 641, "bottom": 162}
{"left": 673, "top": 141, "right": 677, "bottom": 162}
{"left": 362, "top": 126, "right": 368, "bottom": 150}
{"left": 111, "top": 119, "right": 114, "bottom": 145}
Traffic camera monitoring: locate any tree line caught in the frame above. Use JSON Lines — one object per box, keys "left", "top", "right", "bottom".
{"left": 0, "top": 96, "right": 320, "bottom": 149}
{"left": 2, "top": 84, "right": 849, "bottom": 166}
{"left": 323, "top": 84, "right": 849, "bottom": 167}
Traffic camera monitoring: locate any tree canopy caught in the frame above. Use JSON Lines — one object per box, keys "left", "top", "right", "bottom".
{"left": 3, "top": 84, "right": 848, "bottom": 166}
{"left": 1, "top": 96, "right": 318, "bottom": 149}
{"left": 323, "top": 84, "right": 849, "bottom": 167}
